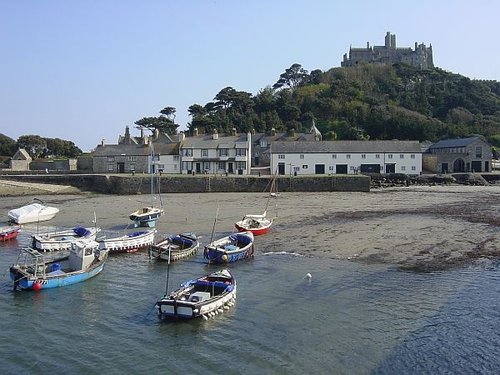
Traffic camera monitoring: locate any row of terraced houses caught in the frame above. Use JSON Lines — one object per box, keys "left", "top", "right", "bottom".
{"left": 7, "top": 126, "right": 493, "bottom": 176}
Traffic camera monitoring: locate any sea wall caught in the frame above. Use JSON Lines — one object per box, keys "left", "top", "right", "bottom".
{"left": 0, "top": 174, "right": 371, "bottom": 194}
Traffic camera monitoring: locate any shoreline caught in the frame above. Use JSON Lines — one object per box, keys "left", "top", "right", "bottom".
{"left": 1, "top": 181, "right": 499, "bottom": 272}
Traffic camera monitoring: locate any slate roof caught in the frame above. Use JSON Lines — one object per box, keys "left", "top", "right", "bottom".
{"left": 181, "top": 134, "right": 249, "bottom": 148}
{"left": 428, "top": 137, "right": 482, "bottom": 149}
{"left": 252, "top": 132, "right": 316, "bottom": 143}
{"left": 271, "top": 140, "right": 422, "bottom": 154}
{"left": 93, "top": 142, "right": 178, "bottom": 156}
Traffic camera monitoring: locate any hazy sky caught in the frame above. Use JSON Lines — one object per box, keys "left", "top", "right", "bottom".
{"left": 1, "top": 0, "right": 499, "bottom": 151}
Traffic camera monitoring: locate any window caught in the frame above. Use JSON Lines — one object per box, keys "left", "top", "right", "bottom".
{"left": 278, "top": 154, "right": 285, "bottom": 159}
{"left": 129, "top": 164, "right": 135, "bottom": 171}
{"left": 400, "top": 154, "right": 404, "bottom": 159}
{"left": 475, "top": 147, "right": 482, "bottom": 158}
{"left": 300, "top": 154, "right": 304, "bottom": 159}
{"left": 410, "top": 154, "right": 415, "bottom": 159}
{"left": 332, "top": 154, "right": 337, "bottom": 159}
{"left": 401, "top": 166, "right": 406, "bottom": 171}
{"left": 350, "top": 166, "right": 355, "bottom": 171}
{"left": 107, "top": 164, "right": 114, "bottom": 172}
{"left": 157, "top": 164, "right": 165, "bottom": 171}
{"left": 203, "top": 161, "right": 210, "bottom": 171}
{"left": 361, "top": 154, "right": 366, "bottom": 159}
{"left": 411, "top": 166, "right": 416, "bottom": 171}
{"left": 201, "top": 149, "right": 208, "bottom": 157}
{"left": 260, "top": 139, "right": 268, "bottom": 148}
{"left": 107, "top": 156, "right": 115, "bottom": 162}
{"left": 346, "top": 154, "right": 351, "bottom": 159}
{"left": 236, "top": 148, "right": 246, "bottom": 156}
{"left": 218, "top": 148, "right": 228, "bottom": 157}
{"left": 388, "top": 154, "right": 393, "bottom": 159}
{"left": 127, "top": 156, "right": 136, "bottom": 162}
{"left": 182, "top": 149, "right": 193, "bottom": 157}
{"left": 302, "top": 165, "right": 308, "bottom": 169}
{"left": 293, "top": 166, "right": 300, "bottom": 172}
{"left": 329, "top": 166, "right": 335, "bottom": 171}
{"left": 236, "top": 161, "right": 246, "bottom": 170}
{"left": 218, "top": 161, "right": 226, "bottom": 170}
{"left": 173, "top": 155, "right": 179, "bottom": 161}
{"left": 375, "top": 154, "right": 380, "bottom": 159}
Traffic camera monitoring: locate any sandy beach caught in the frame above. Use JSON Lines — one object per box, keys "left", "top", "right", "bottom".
{"left": 1, "top": 179, "right": 499, "bottom": 271}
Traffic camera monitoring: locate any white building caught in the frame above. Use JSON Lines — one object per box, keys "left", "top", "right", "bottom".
{"left": 179, "top": 131, "right": 252, "bottom": 175}
{"left": 270, "top": 140, "right": 422, "bottom": 176}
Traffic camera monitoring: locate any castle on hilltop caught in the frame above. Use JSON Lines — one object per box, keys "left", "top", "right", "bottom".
{"left": 341, "top": 32, "right": 434, "bottom": 69}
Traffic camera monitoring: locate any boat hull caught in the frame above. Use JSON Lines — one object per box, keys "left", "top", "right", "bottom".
{"left": 234, "top": 221, "right": 271, "bottom": 236}
{"left": 10, "top": 262, "right": 106, "bottom": 290}
{"left": 98, "top": 230, "right": 155, "bottom": 254}
{"left": 149, "top": 233, "right": 199, "bottom": 261}
{"left": 204, "top": 231, "right": 254, "bottom": 264}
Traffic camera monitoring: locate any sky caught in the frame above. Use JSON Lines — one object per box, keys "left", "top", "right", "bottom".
{"left": 1, "top": 0, "right": 499, "bottom": 152}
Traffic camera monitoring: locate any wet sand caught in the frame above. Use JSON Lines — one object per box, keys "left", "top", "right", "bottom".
{"left": 2, "top": 180, "right": 500, "bottom": 271}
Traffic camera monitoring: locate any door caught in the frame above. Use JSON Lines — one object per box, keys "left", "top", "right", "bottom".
{"left": 117, "top": 162, "right": 125, "bottom": 173}
{"left": 385, "top": 164, "right": 395, "bottom": 173}
{"left": 315, "top": 164, "right": 325, "bottom": 174}
{"left": 228, "top": 162, "right": 234, "bottom": 174}
{"left": 196, "top": 163, "right": 202, "bottom": 174}
{"left": 441, "top": 163, "right": 448, "bottom": 173}
{"left": 336, "top": 164, "right": 348, "bottom": 174}
{"left": 471, "top": 161, "right": 482, "bottom": 172}
{"left": 278, "top": 163, "right": 285, "bottom": 175}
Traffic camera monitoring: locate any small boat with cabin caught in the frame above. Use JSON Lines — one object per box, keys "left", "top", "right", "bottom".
{"left": 156, "top": 269, "right": 236, "bottom": 320}
{"left": 10, "top": 238, "right": 109, "bottom": 291}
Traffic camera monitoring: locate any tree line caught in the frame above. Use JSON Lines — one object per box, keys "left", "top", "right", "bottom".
{"left": 3, "top": 62, "right": 500, "bottom": 158}
{"left": 137, "top": 63, "right": 500, "bottom": 147}
{"left": 0, "top": 134, "right": 82, "bottom": 159}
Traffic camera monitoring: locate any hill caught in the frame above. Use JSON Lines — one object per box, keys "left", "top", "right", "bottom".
{"left": 188, "top": 63, "right": 500, "bottom": 146}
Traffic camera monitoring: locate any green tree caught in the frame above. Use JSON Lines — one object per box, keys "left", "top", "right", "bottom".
{"left": 0, "top": 134, "right": 17, "bottom": 156}
{"left": 17, "top": 135, "right": 47, "bottom": 158}
{"left": 272, "top": 63, "right": 309, "bottom": 90}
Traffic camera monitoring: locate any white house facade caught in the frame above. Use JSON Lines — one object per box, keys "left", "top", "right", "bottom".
{"left": 270, "top": 140, "right": 422, "bottom": 176}
{"left": 179, "top": 131, "right": 252, "bottom": 175}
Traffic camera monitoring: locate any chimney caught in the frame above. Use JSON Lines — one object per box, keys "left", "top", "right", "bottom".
{"left": 101, "top": 138, "right": 105, "bottom": 146}
{"left": 193, "top": 127, "right": 198, "bottom": 136}
{"left": 178, "top": 132, "right": 185, "bottom": 142}
{"left": 212, "top": 129, "right": 218, "bottom": 140}
{"left": 154, "top": 128, "right": 160, "bottom": 140}
{"left": 271, "top": 128, "right": 276, "bottom": 136}
{"left": 232, "top": 127, "right": 237, "bottom": 136}
{"left": 252, "top": 128, "right": 256, "bottom": 135}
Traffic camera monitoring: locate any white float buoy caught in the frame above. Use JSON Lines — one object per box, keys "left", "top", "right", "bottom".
{"left": 305, "top": 273, "right": 312, "bottom": 280}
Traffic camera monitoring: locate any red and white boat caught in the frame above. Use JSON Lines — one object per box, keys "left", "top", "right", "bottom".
{"left": 0, "top": 225, "right": 21, "bottom": 241}
{"left": 234, "top": 212, "right": 273, "bottom": 236}
{"left": 234, "top": 173, "right": 278, "bottom": 236}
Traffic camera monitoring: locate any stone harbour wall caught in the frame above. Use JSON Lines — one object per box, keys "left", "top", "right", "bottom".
{"left": 0, "top": 174, "right": 371, "bottom": 194}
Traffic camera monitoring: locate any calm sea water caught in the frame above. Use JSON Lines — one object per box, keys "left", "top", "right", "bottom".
{"left": 1, "top": 225, "right": 499, "bottom": 375}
